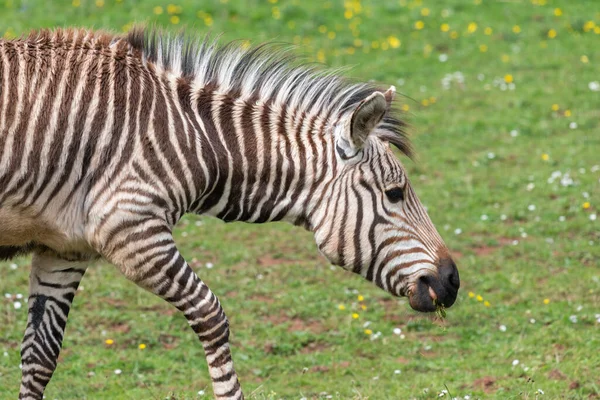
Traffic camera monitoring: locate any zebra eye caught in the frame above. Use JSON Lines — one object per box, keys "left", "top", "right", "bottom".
{"left": 385, "top": 187, "right": 404, "bottom": 203}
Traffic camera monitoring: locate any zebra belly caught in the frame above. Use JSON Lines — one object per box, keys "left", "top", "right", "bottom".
{"left": 0, "top": 207, "right": 95, "bottom": 258}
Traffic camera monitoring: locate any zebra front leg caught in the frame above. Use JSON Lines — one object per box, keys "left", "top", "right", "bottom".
{"left": 102, "top": 223, "right": 243, "bottom": 400}
{"left": 19, "top": 252, "right": 87, "bottom": 400}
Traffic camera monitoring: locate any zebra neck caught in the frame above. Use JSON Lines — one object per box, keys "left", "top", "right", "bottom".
{"left": 186, "top": 86, "right": 336, "bottom": 225}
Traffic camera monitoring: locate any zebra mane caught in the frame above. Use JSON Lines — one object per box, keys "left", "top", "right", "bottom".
{"left": 125, "top": 27, "right": 411, "bottom": 158}
{"left": 126, "top": 26, "right": 411, "bottom": 158}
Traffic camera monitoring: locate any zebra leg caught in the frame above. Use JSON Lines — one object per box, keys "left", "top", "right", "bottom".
{"left": 19, "top": 252, "right": 87, "bottom": 400}
{"left": 103, "top": 228, "right": 243, "bottom": 400}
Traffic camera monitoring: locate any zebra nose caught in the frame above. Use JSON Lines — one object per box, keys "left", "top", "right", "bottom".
{"left": 436, "top": 257, "right": 459, "bottom": 307}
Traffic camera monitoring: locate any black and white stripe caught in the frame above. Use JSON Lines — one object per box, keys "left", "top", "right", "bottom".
{"left": 0, "top": 27, "right": 458, "bottom": 400}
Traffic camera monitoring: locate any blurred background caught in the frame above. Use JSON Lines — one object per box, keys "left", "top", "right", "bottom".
{"left": 0, "top": 1, "right": 599, "bottom": 399}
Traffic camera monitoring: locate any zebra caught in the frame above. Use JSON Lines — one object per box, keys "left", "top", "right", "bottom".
{"left": 0, "top": 27, "right": 459, "bottom": 399}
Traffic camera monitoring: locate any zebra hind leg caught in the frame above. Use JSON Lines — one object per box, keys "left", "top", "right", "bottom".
{"left": 102, "top": 221, "right": 243, "bottom": 400}
{"left": 19, "top": 251, "right": 87, "bottom": 400}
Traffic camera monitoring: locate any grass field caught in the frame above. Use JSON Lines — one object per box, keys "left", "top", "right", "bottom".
{"left": 1, "top": 0, "right": 599, "bottom": 399}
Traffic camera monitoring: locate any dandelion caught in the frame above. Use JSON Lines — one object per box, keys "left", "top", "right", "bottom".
{"left": 468, "top": 291, "right": 475, "bottom": 298}
{"left": 361, "top": 304, "right": 367, "bottom": 310}
{"left": 415, "top": 20, "right": 425, "bottom": 30}
{"left": 504, "top": 74, "right": 514, "bottom": 84}
{"left": 328, "top": 31, "right": 336, "bottom": 40}
{"left": 450, "top": 31, "right": 459, "bottom": 39}
{"left": 170, "top": 16, "right": 180, "bottom": 25}
{"left": 548, "top": 29, "right": 557, "bottom": 39}
{"left": 583, "top": 202, "right": 591, "bottom": 209}
{"left": 272, "top": 6, "right": 281, "bottom": 19}
{"left": 401, "top": 104, "right": 410, "bottom": 112}
{"left": 357, "top": 295, "right": 364, "bottom": 301}
{"left": 105, "top": 339, "right": 114, "bottom": 345}
{"left": 352, "top": 313, "right": 359, "bottom": 319}
{"left": 95, "top": 0, "right": 104, "bottom": 7}
{"left": 476, "top": 295, "right": 483, "bottom": 302}
{"left": 344, "top": 9, "right": 353, "bottom": 19}
{"left": 551, "top": 104, "right": 559, "bottom": 111}
{"left": 421, "top": 7, "right": 430, "bottom": 16}
{"left": 512, "top": 25, "right": 521, "bottom": 34}
{"left": 338, "top": 304, "right": 346, "bottom": 310}
{"left": 484, "top": 301, "right": 491, "bottom": 307}
{"left": 581, "top": 55, "right": 589, "bottom": 64}
{"left": 467, "top": 22, "right": 478, "bottom": 33}
{"left": 364, "top": 329, "right": 373, "bottom": 335}
{"left": 388, "top": 36, "right": 401, "bottom": 49}
{"left": 479, "top": 44, "right": 488, "bottom": 52}
{"left": 564, "top": 109, "right": 572, "bottom": 117}
{"left": 138, "top": 343, "right": 146, "bottom": 350}
{"left": 554, "top": 8, "right": 562, "bottom": 16}
{"left": 440, "top": 23, "right": 450, "bottom": 32}
{"left": 484, "top": 27, "right": 493, "bottom": 35}
{"left": 72, "top": 0, "right": 80, "bottom": 6}
{"left": 543, "top": 298, "right": 550, "bottom": 304}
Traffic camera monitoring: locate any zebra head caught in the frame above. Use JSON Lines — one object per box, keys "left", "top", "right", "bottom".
{"left": 311, "top": 86, "right": 459, "bottom": 313}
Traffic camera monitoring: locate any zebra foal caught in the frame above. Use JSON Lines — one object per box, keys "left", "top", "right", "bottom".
{"left": 0, "top": 27, "right": 459, "bottom": 399}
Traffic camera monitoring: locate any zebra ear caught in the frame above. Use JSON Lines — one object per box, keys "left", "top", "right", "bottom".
{"left": 335, "top": 91, "right": 388, "bottom": 161}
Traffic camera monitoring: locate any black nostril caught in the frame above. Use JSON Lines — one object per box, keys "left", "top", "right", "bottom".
{"left": 439, "top": 258, "right": 460, "bottom": 289}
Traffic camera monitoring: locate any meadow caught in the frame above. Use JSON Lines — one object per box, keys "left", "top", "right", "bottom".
{"left": 1, "top": 0, "right": 599, "bottom": 399}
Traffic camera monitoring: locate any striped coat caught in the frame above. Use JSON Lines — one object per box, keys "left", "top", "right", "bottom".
{"left": 0, "top": 28, "right": 459, "bottom": 399}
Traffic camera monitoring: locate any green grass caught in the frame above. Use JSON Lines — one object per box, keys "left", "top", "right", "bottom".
{"left": 1, "top": 0, "right": 599, "bottom": 399}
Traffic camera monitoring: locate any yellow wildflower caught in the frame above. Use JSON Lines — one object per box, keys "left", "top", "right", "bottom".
{"left": 421, "top": 99, "right": 429, "bottom": 107}
{"left": 543, "top": 298, "right": 550, "bottom": 305}
{"left": 344, "top": 9, "right": 353, "bottom": 19}
{"left": 388, "top": 36, "right": 401, "bottom": 49}
{"left": 484, "top": 301, "right": 491, "bottom": 307}
{"left": 440, "top": 23, "right": 450, "bottom": 32}
{"left": 512, "top": 25, "right": 521, "bottom": 34}
{"left": 138, "top": 343, "right": 147, "bottom": 350}
{"left": 548, "top": 29, "right": 557, "bottom": 39}
{"left": 450, "top": 31, "right": 459, "bottom": 39}
{"left": 361, "top": 304, "right": 367, "bottom": 310}
{"left": 316, "top": 49, "right": 325, "bottom": 63}
{"left": 476, "top": 295, "right": 483, "bottom": 302}
{"left": 338, "top": 304, "right": 346, "bottom": 310}
{"left": 501, "top": 54, "right": 510, "bottom": 63}
{"left": 401, "top": 104, "right": 410, "bottom": 112}
{"left": 328, "top": 31, "right": 336, "bottom": 40}
{"left": 166, "top": 4, "right": 179, "bottom": 14}
{"left": 551, "top": 104, "right": 559, "bottom": 111}
{"left": 153, "top": 6, "right": 163, "bottom": 15}
{"left": 468, "top": 291, "right": 475, "bottom": 298}
{"left": 581, "top": 55, "right": 589, "bottom": 63}
{"left": 72, "top": 0, "right": 80, "bottom": 7}
{"left": 170, "top": 16, "right": 180, "bottom": 25}
{"left": 484, "top": 27, "right": 493, "bottom": 35}
{"left": 479, "top": 44, "right": 488, "bottom": 52}
{"left": 467, "top": 22, "right": 478, "bottom": 33}
{"left": 564, "top": 109, "right": 571, "bottom": 117}
{"left": 541, "top": 153, "right": 549, "bottom": 161}
{"left": 318, "top": 25, "right": 327, "bottom": 33}
{"left": 105, "top": 339, "right": 114, "bottom": 345}
{"left": 421, "top": 8, "right": 430, "bottom": 16}
{"left": 357, "top": 295, "right": 364, "bottom": 302}
{"left": 364, "top": 329, "right": 373, "bottom": 335}
{"left": 415, "top": 20, "right": 425, "bottom": 30}
{"left": 504, "top": 74, "right": 514, "bottom": 83}
{"left": 95, "top": 0, "right": 104, "bottom": 7}
{"left": 352, "top": 313, "right": 359, "bottom": 319}
{"left": 553, "top": 8, "right": 562, "bottom": 16}
{"left": 583, "top": 202, "right": 591, "bottom": 209}
{"left": 272, "top": 6, "right": 281, "bottom": 19}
